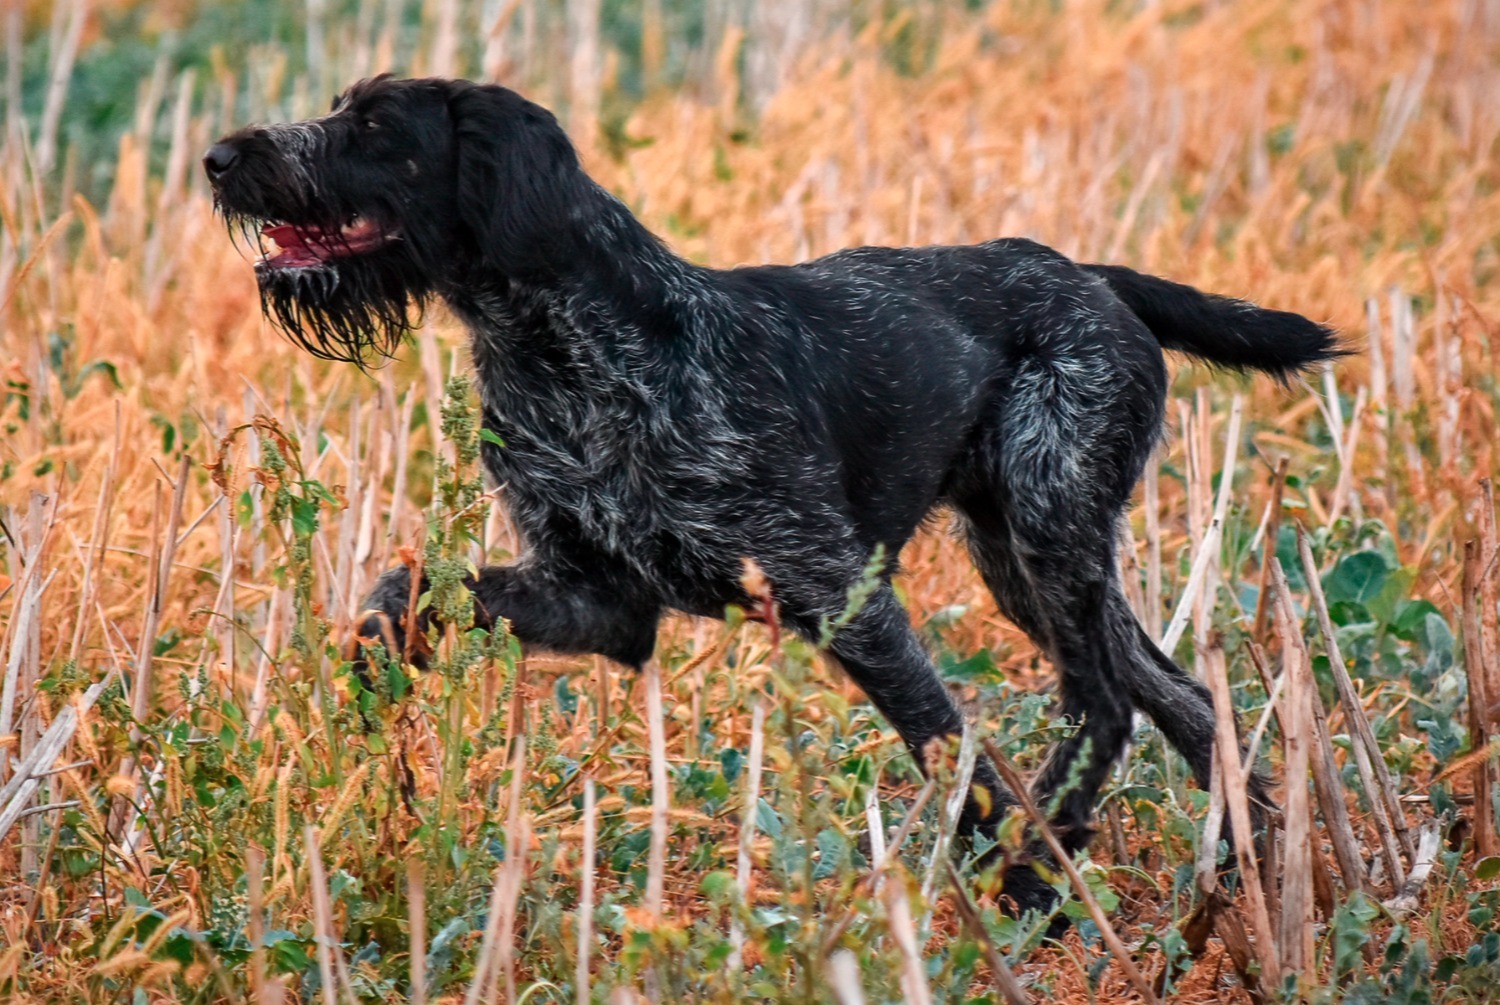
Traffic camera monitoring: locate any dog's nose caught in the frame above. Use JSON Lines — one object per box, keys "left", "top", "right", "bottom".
{"left": 202, "top": 142, "right": 240, "bottom": 182}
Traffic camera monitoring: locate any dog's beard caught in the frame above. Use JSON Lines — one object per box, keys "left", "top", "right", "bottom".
{"left": 216, "top": 208, "right": 424, "bottom": 364}
{"left": 256, "top": 255, "right": 419, "bottom": 364}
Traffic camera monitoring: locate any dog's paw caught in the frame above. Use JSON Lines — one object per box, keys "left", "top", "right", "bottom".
{"left": 970, "top": 829, "right": 1070, "bottom": 939}
{"left": 344, "top": 608, "right": 408, "bottom": 694}
{"left": 344, "top": 566, "right": 431, "bottom": 687}
{"left": 345, "top": 605, "right": 402, "bottom": 662}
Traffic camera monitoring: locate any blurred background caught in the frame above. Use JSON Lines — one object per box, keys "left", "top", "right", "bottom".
{"left": 11, "top": 0, "right": 972, "bottom": 201}
{"left": 4, "top": 1, "right": 1500, "bottom": 1002}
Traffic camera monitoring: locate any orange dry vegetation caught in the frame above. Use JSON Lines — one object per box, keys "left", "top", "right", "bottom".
{"left": 2, "top": 0, "right": 1499, "bottom": 1001}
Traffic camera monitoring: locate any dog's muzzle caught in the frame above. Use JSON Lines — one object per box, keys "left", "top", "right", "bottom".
{"left": 202, "top": 142, "right": 239, "bottom": 182}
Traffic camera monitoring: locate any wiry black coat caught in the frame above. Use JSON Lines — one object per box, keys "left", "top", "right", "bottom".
{"left": 205, "top": 76, "right": 1340, "bottom": 915}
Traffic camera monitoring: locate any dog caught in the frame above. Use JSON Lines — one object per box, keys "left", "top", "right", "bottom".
{"left": 204, "top": 75, "right": 1339, "bottom": 916}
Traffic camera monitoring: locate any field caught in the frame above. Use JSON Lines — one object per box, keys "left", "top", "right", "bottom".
{"left": 3, "top": 0, "right": 1500, "bottom": 1001}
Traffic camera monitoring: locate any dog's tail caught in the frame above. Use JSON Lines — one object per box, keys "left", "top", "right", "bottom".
{"left": 1084, "top": 263, "right": 1344, "bottom": 381}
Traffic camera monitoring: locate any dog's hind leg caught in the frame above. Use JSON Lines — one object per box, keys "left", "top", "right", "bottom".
{"left": 958, "top": 401, "right": 1269, "bottom": 874}
{"left": 967, "top": 515, "right": 1137, "bottom": 850}
{"left": 953, "top": 496, "right": 1147, "bottom": 929}
{"left": 1109, "top": 601, "right": 1216, "bottom": 786}
{"left": 1112, "top": 598, "right": 1274, "bottom": 823}
{"left": 952, "top": 342, "right": 1165, "bottom": 854}
{"left": 780, "top": 581, "right": 1060, "bottom": 913}
{"left": 964, "top": 491, "right": 1272, "bottom": 859}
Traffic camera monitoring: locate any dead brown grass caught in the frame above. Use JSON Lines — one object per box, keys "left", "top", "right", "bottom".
{"left": 3, "top": 0, "right": 1500, "bottom": 1001}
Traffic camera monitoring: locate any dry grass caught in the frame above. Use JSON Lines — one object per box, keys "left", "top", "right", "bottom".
{"left": 3, "top": 0, "right": 1500, "bottom": 1002}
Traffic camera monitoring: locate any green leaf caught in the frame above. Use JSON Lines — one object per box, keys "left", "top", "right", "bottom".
{"left": 1365, "top": 565, "right": 1413, "bottom": 628}
{"left": 290, "top": 497, "right": 319, "bottom": 537}
{"left": 699, "top": 870, "right": 736, "bottom": 900}
{"left": 479, "top": 427, "right": 506, "bottom": 447}
{"left": 1276, "top": 526, "right": 1308, "bottom": 590}
{"left": 1391, "top": 599, "right": 1443, "bottom": 641}
{"left": 151, "top": 415, "right": 176, "bottom": 454}
{"left": 943, "top": 649, "right": 1005, "bottom": 684}
{"left": 751, "top": 904, "right": 795, "bottom": 927}
{"left": 719, "top": 746, "right": 743, "bottom": 784}
{"left": 1331, "top": 892, "right": 1379, "bottom": 977}
{"left": 263, "top": 930, "right": 313, "bottom": 974}
{"left": 1476, "top": 856, "right": 1500, "bottom": 881}
{"left": 1416, "top": 611, "right": 1456, "bottom": 683}
{"left": 387, "top": 659, "right": 410, "bottom": 702}
{"left": 301, "top": 479, "right": 340, "bottom": 504}
{"left": 812, "top": 827, "right": 851, "bottom": 880}
{"left": 754, "top": 797, "right": 782, "bottom": 839}
{"left": 328, "top": 869, "right": 360, "bottom": 901}
{"left": 70, "top": 359, "right": 122, "bottom": 396}
{"left": 160, "top": 930, "right": 199, "bottom": 966}
{"left": 1418, "top": 716, "right": 1465, "bottom": 762}
{"left": 1323, "top": 551, "right": 1391, "bottom": 606}
{"left": 704, "top": 939, "right": 734, "bottom": 968}
{"left": 1080, "top": 863, "right": 1120, "bottom": 912}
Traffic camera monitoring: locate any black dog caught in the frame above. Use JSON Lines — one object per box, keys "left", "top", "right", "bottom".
{"left": 205, "top": 75, "right": 1338, "bottom": 914}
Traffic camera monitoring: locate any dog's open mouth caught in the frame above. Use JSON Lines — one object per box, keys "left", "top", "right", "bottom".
{"left": 257, "top": 217, "right": 398, "bottom": 269}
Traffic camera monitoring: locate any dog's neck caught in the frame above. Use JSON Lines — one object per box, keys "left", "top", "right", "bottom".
{"left": 447, "top": 174, "right": 721, "bottom": 350}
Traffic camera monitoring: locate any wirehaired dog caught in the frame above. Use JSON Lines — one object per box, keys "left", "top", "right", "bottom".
{"left": 205, "top": 75, "right": 1339, "bottom": 915}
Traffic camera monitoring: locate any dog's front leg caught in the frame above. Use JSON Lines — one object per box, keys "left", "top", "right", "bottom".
{"left": 349, "top": 561, "right": 661, "bottom": 674}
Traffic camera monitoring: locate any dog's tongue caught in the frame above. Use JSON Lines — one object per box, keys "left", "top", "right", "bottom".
{"left": 260, "top": 223, "right": 331, "bottom": 268}
{"left": 258, "top": 219, "right": 391, "bottom": 269}
{"left": 263, "top": 223, "right": 312, "bottom": 249}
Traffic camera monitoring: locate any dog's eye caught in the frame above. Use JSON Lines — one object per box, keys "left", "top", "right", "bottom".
{"left": 361, "top": 118, "right": 379, "bottom": 132}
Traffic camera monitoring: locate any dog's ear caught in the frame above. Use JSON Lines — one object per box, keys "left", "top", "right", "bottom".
{"left": 446, "top": 82, "right": 585, "bottom": 275}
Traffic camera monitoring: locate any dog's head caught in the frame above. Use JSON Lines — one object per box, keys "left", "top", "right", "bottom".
{"left": 205, "top": 75, "right": 583, "bottom": 362}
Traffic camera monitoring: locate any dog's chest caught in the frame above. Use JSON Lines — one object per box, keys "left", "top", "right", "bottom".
{"left": 455, "top": 288, "right": 752, "bottom": 574}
